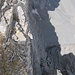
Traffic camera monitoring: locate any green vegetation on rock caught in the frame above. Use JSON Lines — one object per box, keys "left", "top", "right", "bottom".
{"left": 0, "top": 32, "right": 20, "bottom": 75}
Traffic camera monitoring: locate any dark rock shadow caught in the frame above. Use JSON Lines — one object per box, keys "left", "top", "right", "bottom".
{"left": 33, "top": 0, "right": 61, "bottom": 46}
{"left": 45, "top": 0, "right": 60, "bottom": 11}
{"left": 32, "top": 0, "right": 75, "bottom": 75}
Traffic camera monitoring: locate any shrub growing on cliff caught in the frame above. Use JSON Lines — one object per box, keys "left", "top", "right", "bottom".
{"left": 0, "top": 32, "right": 5, "bottom": 46}
{"left": 0, "top": 32, "right": 20, "bottom": 75}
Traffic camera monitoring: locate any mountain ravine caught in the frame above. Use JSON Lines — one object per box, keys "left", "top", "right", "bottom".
{"left": 0, "top": 0, "right": 75, "bottom": 75}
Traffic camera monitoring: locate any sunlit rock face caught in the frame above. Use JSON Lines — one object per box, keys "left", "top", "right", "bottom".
{"left": 0, "top": 0, "right": 27, "bottom": 42}
{"left": 0, "top": 0, "right": 33, "bottom": 75}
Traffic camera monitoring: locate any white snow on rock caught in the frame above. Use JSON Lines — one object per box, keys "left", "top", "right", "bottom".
{"left": 61, "top": 44, "right": 75, "bottom": 55}
{"left": 48, "top": 0, "right": 75, "bottom": 46}
{"left": 34, "top": 0, "right": 75, "bottom": 55}
{"left": 57, "top": 69, "right": 62, "bottom": 75}
{"left": 47, "top": 0, "right": 75, "bottom": 55}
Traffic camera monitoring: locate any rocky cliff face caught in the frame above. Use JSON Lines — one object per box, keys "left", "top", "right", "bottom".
{"left": 0, "top": 0, "right": 75, "bottom": 75}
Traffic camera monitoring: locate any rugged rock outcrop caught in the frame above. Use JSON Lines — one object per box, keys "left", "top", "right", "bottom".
{"left": 0, "top": 0, "right": 75, "bottom": 75}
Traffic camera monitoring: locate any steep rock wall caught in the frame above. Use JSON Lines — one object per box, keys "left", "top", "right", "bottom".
{"left": 0, "top": 0, "right": 75, "bottom": 75}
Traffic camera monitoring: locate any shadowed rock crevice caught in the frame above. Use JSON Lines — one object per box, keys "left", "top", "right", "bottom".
{"left": 33, "top": 0, "right": 75, "bottom": 75}
{"left": 0, "top": 0, "right": 75, "bottom": 75}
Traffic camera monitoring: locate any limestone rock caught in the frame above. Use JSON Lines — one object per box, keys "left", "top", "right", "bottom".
{"left": 0, "top": 0, "right": 75, "bottom": 75}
